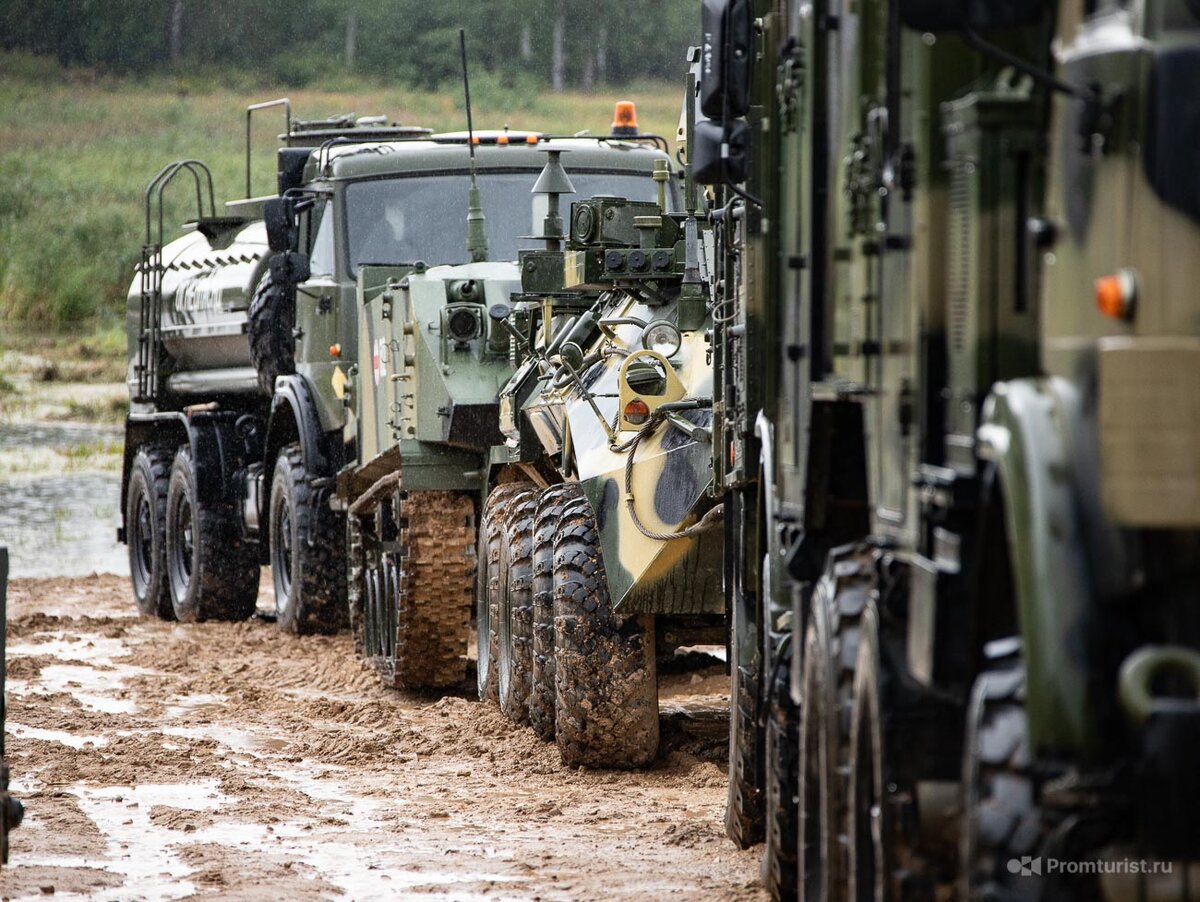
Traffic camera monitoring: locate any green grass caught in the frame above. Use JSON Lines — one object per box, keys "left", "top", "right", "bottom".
{"left": 0, "top": 50, "right": 682, "bottom": 331}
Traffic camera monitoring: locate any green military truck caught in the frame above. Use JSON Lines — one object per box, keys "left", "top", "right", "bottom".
{"left": 700, "top": 0, "right": 1200, "bottom": 898}
{"left": 334, "top": 127, "right": 683, "bottom": 691}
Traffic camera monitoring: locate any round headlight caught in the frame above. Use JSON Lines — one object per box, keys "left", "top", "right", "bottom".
{"left": 640, "top": 320, "right": 682, "bottom": 358}
{"left": 448, "top": 307, "right": 481, "bottom": 342}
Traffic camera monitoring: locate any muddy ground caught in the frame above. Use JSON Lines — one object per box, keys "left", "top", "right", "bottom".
{"left": 0, "top": 575, "right": 764, "bottom": 900}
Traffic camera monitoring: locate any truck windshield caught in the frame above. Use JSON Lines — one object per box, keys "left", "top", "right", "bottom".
{"left": 345, "top": 170, "right": 671, "bottom": 275}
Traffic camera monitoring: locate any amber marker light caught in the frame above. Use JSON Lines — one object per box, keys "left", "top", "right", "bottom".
{"left": 497, "top": 134, "right": 509, "bottom": 145}
{"left": 330, "top": 343, "right": 341, "bottom": 359}
{"left": 624, "top": 398, "right": 651, "bottom": 426}
{"left": 611, "top": 101, "right": 639, "bottom": 137}
{"left": 525, "top": 134, "right": 539, "bottom": 145}
{"left": 1095, "top": 268, "right": 1136, "bottom": 320}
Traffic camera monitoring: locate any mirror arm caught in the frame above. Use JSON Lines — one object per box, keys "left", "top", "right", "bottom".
{"left": 960, "top": 25, "right": 1094, "bottom": 104}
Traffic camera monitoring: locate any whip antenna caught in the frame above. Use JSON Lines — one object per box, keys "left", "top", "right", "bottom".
{"left": 460, "top": 28, "right": 489, "bottom": 262}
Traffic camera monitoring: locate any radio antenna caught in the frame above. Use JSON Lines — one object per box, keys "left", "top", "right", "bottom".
{"left": 460, "top": 28, "right": 489, "bottom": 263}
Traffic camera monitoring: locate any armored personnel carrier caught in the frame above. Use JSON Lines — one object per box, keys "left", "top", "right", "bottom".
{"left": 701, "top": 0, "right": 1200, "bottom": 898}
{"left": 468, "top": 126, "right": 725, "bottom": 768}
{"left": 119, "top": 97, "right": 672, "bottom": 638}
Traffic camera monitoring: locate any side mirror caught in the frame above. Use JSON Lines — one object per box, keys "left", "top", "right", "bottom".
{"left": 269, "top": 251, "right": 310, "bottom": 286}
{"left": 899, "top": 0, "right": 1048, "bottom": 32}
{"left": 692, "top": 118, "right": 749, "bottom": 186}
{"left": 700, "top": 0, "right": 754, "bottom": 119}
{"left": 263, "top": 196, "right": 298, "bottom": 254}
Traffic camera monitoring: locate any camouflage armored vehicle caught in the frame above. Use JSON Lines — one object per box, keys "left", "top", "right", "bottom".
{"left": 335, "top": 125, "right": 683, "bottom": 691}
{"left": 701, "top": 0, "right": 1200, "bottom": 898}
{"left": 470, "top": 120, "right": 725, "bottom": 769}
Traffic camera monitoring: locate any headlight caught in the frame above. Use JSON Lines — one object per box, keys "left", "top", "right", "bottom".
{"left": 447, "top": 306, "right": 482, "bottom": 342}
{"left": 641, "top": 320, "right": 682, "bottom": 358}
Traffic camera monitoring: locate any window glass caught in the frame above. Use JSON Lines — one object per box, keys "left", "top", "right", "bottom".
{"left": 344, "top": 170, "right": 672, "bottom": 276}
{"left": 309, "top": 201, "right": 336, "bottom": 278}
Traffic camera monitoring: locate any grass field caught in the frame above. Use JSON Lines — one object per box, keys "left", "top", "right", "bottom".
{"left": 0, "top": 51, "right": 682, "bottom": 330}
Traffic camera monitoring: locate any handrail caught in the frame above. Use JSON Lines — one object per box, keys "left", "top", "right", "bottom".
{"left": 246, "top": 98, "right": 291, "bottom": 198}
{"left": 137, "top": 159, "right": 215, "bottom": 402}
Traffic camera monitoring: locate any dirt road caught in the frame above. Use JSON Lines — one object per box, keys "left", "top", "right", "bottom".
{"left": 0, "top": 575, "right": 764, "bottom": 900}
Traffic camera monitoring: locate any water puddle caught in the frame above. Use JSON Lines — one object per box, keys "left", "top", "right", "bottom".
{"left": 5, "top": 722, "right": 108, "bottom": 749}
{"left": 0, "top": 421, "right": 126, "bottom": 578}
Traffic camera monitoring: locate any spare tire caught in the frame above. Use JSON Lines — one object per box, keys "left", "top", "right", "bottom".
{"left": 247, "top": 269, "right": 296, "bottom": 396}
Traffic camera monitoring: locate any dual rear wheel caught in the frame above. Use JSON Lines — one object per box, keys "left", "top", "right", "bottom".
{"left": 478, "top": 482, "right": 659, "bottom": 769}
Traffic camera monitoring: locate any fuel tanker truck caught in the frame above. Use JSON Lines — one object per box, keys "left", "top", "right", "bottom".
{"left": 698, "top": 0, "right": 1200, "bottom": 898}
{"left": 469, "top": 107, "right": 725, "bottom": 769}
{"left": 119, "top": 96, "right": 672, "bottom": 637}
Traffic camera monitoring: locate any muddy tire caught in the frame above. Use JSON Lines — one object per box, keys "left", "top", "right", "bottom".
{"left": 165, "top": 446, "right": 259, "bottom": 622}
{"left": 347, "top": 516, "right": 367, "bottom": 657}
{"left": 962, "top": 661, "right": 1044, "bottom": 902}
{"left": 763, "top": 637, "right": 799, "bottom": 901}
{"left": 553, "top": 486, "right": 658, "bottom": 769}
{"left": 498, "top": 489, "right": 538, "bottom": 723}
{"left": 247, "top": 270, "right": 295, "bottom": 396}
{"left": 847, "top": 603, "right": 891, "bottom": 902}
{"left": 387, "top": 490, "right": 476, "bottom": 689}
{"left": 529, "top": 485, "right": 573, "bottom": 740}
{"left": 126, "top": 445, "right": 175, "bottom": 620}
{"left": 725, "top": 496, "right": 765, "bottom": 845}
{"left": 477, "top": 483, "right": 534, "bottom": 703}
{"left": 269, "top": 443, "right": 347, "bottom": 635}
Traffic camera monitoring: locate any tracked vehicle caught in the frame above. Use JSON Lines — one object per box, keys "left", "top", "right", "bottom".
{"left": 702, "top": 0, "right": 1200, "bottom": 898}
{"left": 336, "top": 122, "right": 682, "bottom": 690}
{"left": 471, "top": 120, "right": 726, "bottom": 768}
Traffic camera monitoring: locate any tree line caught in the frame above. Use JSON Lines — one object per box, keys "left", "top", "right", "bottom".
{"left": 0, "top": 0, "right": 698, "bottom": 89}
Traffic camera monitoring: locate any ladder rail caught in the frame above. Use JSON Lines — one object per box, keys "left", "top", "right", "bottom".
{"left": 136, "top": 160, "right": 215, "bottom": 403}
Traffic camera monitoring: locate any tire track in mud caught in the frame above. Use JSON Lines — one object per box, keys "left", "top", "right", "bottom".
{"left": 2, "top": 575, "right": 764, "bottom": 900}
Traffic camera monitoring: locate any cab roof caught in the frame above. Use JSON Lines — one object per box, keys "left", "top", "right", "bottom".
{"left": 317, "top": 136, "right": 672, "bottom": 182}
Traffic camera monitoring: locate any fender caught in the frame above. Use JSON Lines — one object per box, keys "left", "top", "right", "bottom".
{"left": 265, "top": 375, "right": 337, "bottom": 480}
{"left": 119, "top": 411, "right": 246, "bottom": 540}
{"left": 977, "top": 375, "right": 1127, "bottom": 761}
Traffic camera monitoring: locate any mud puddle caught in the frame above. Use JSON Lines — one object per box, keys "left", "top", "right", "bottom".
{"left": 1, "top": 575, "right": 764, "bottom": 900}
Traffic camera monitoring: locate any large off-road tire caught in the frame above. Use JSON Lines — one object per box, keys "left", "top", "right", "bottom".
{"left": 529, "top": 485, "right": 573, "bottom": 740}
{"left": 798, "top": 549, "right": 874, "bottom": 902}
{"left": 347, "top": 516, "right": 367, "bottom": 657}
{"left": 247, "top": 270, "right": 295, "bottom": 396}
{"left": 498, "top": 489, "right": 538, "bottom": 723}
{"left": 477, "top": 483, "right": 534, "bottom": 702}
{"left": 387, "top": 490, "right": 476, "bottom": 689}
{"left": 126, "top": 445, "right": 175, "bottom": 620}
{"left": 165, "top": 446, "right": 259, "bottom": 622}
{"left": 848, "top": 603, "right": 893, "bottom": 902}
{"left": 553, "top": 485, "right": 658, "bottom": 769}
{"left": 269, "top": 443, "right": 347, "bottom": 635}
{"left": 726, "top": 487, "right": 765, "bottom": 846}
{"left": 962, "top": 661, "right": 1045, "bottom": 902}
{"left": 764, "top": 635, "right": 800, "bottom": 901}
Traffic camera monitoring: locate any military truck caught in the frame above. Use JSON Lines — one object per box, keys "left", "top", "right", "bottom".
{"left": 335, "top": 128, "right": 683, "bottom": 692}
{"left": 467, "top": 119, "right": 726, "bottom": 769}
{"left": 701, "top": 0, "right": 1200, "bottom": 898}
{"left": 118, "top": 98, "right": 670, "bottom": 637}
